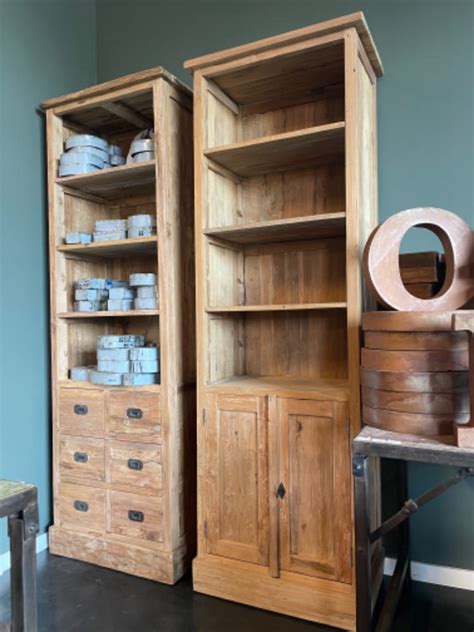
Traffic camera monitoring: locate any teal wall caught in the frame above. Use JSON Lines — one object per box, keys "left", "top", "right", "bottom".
{"left": 0, "top": 0, "right": 97, "bottom": 554}
{"left": 0, "top": 0, "right": 472, "bottom": 570}
{"left": 95, "top": 0, "right": 474, "bottom": 569}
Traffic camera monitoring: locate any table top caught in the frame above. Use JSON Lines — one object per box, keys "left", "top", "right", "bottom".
{"left": 353, "top": 426, "right": 474, "bottom": 467}
{"left": 0, "top": 480, "right": 34, "bottom": 501}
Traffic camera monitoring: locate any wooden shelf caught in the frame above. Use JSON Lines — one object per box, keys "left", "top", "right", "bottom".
{"left": 58, "top": 309, "right": 159, "bottom": 319}
{"left": 206, "top": 302, "right": 347, "bottom": 313}
{"left": 57, "top": 236, "right": 157, "bottom": 257}
{"left": 204, "top": 122, "right": 345, "bottom": 177}
{"left": 56, "top": 161, "right": 156, "bottom": 199}
{"left": 204, "top": 212, "right": 346, "bottom": 244}
{"left": 208, "top": 375, "right": 349, "bottom": 400}
{"left": 60, "top": 379, "right": 161, "bottom": 392}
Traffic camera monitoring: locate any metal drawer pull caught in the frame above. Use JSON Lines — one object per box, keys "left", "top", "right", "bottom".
{"left": 128, "top": 510, "right": 144, "bottom": 523}
{"left": 128, "top": 458, "right": 143, "bottom": 471}
{"left": 74, "top": 451, "right": 88, "bottom": 463}
{"left": 74, "top": 404, "right": 88, "bottom": 415}
{"left": 74, "top": 500, "right": 88, "bottom": 512}
{"left": 127, "top": 408, "right": 143, "bottom": 419}
{"left": 277, "top": 482, "right": 286, "bottom": 499}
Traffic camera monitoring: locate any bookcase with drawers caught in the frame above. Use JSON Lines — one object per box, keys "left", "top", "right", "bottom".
{"left": 42, "top": 68, "right": 195, "bottom": 583}
{"left": 185, "top": 13, "right": 383, "bottom": 628}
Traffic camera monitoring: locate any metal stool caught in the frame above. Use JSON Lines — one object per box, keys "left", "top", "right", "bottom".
{"left": 0, "top": 481, "right": 39, "bottom": 632}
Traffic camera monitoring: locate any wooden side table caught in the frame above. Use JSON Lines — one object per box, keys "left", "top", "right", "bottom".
{"left": 353, "top": 426, "right": 474, "bottom": 632}
{"left": 0, "top": 481, "right": 39, "bottom": 632}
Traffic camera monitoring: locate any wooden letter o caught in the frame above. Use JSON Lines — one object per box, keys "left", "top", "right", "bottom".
{"left": 363, "top": 207, "right": 473, "bottom": 311}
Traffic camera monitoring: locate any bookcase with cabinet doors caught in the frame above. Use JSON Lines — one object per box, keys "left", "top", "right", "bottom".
{"left": 42, "top": 67, "right": 195, "bottom": 584}
{"left": 185, "top": 13, "right": 383, "bottom": 628}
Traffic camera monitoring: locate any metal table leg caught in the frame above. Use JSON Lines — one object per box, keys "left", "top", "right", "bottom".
{"left": 8, "top": 497, "right": 39, "bottom": 632}
{"left": 354, "top": 454, "right": 372, "bottom": 632}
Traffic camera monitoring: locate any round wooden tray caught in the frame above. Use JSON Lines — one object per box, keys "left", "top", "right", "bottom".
{"left": 364, "top": 331, "right": 468, "bottom": 351}
{"left": 362, "top": 311, "right": 469, "bottom": 332}
{"left": 361, "top": 348, "right": 469, "bottom": 372}
{"left": 360, "top": 368, "right": 469, "bottom": 393}
{"left": 362, "top": 404, "right": 465, "bottom": 437}
{"left": 361, "top": 386, "right": 469, "bottom": 415}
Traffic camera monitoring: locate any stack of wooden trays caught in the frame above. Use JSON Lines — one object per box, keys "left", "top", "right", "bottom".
{"left": 361, "top": 311, "right": 470, "bottom": 437}
{"left": 399, "top": 251, "right": 443, "bottom": 299}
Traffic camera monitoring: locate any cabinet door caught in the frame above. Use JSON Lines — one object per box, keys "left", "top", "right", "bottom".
{"left": 277, "top": 398, "right": 351, "bottom": 582}
{"left": 205, "top": 394, "right": 269, "bottom": 566}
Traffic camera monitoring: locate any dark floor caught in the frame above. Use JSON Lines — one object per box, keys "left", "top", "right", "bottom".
{"left": 0, "top": 552, "right": 473, "bottom": 631}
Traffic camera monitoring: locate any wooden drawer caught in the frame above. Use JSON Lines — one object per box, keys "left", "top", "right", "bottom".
{"left": 108, "top": 441, "right": 163, "bottom": 493}
{"left": 59, "top": 436, "right": 105, "bottom": 482}
{"left": 58, "top": 388, "right": 105, "bottom": 437}
{"left": 107, "top": 392, "right": 161, "bottom": 440}
{"left": 58, "top": 482, "right": 105, "bottom": 533}
{"left": 108, "top": 490, "right": 163, "bottom": 543}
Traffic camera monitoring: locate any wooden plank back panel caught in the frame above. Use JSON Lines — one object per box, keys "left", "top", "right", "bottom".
{"left": 207, "top": 161, "right": 345, "bottom": 228}
{"left": 244, "top": 311, "right": 348, "bottom": 380}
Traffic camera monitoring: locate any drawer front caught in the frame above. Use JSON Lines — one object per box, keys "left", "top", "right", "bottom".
{"left": 108, "top": 491, "right": 163, "bottom": 543}
{"left": 58, "top": 482, "right": 105, "bottom": 532}
{"left": 59, "top": 436, "right": 105, "bottom": 482}
{"left": 108, "top": 441, "right": 163, "bottom": 493}
{"left": 107, "top": 392, "right": 161, "bottom": 439}
{"left": 59, "top": 388, "right": 105, "bottom": 437}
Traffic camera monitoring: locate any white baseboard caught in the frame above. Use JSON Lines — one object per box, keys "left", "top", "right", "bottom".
{"left": 0, "top": 533, "right": 48, "bottom": 576}
{"left": 385, "top": 557, "right": 474, "bottom": 591}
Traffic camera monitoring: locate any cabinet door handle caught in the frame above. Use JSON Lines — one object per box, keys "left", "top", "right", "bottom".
{"left": 128, "top": 510, "right": 144, "bottom": 523}
{"left": 74, "top": 404, "right": 88, "bottom": 415}
{"left": 73, "top": 451, "right": 88, "bottom": 464}
{"left": 277, "top": 482, "right": 286, "bottom": 499}
{"left": 128, "top": 458, "right": 143, "bottom": 471}
{"left": 74, "top": 500, "right": 89, "bottom": 512}
{"left": 127, "top": 408, "right": 143, "bottom": 420}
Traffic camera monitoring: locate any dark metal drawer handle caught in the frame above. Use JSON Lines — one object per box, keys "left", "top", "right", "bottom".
{"left": 74, "top": 404, "right": 88, "bottom": 415}
{"left": 127, "top": 408, "right": 143, "bottom": 420}
{"left": 128, "top": 510, "right": 144, "bottom": 523}
{"left": 74, "top": 500, "right": 88, "bottom": 512}
{"left": 74, "top": 451, "right": 88, "bottom": 464}
{"left": 128, "top": 459, "right": 143, "bottom": 471}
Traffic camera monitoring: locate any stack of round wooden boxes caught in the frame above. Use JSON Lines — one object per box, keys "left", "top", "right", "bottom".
{"left": 361, "top": 311, "right": 470, "bottom": 437}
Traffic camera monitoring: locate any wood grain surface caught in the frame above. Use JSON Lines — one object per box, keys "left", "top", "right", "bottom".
{"left": 360, "top": 368, "right": 469, "bottom": 393}
{"left": 362, "top": 404, "right": 461, "bottom": 437}
{"left": 364, "top": 331, "right": 468, "bottom": 351}
{"left": 361, "top": 348, "right": 469, "bottom": 372}
{"left": 361, "top": 386, "right": 469, "bottom": 414}
{"left": 363, "top": 310, "right": 470, "bottom": 332}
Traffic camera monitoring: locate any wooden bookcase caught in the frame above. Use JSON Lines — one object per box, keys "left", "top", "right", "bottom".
{"left": 42, "top": 68, "right": 195, "bottom": 584}
{"left": 185, "top": 13, "right": 383, "bottom": 628}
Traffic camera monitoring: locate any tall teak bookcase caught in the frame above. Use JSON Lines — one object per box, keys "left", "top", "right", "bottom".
{"left": 185, "top": 13, "right": 383, "bottom": 628}
{"left": 42, "top": 68, "right": 195, "bottom": 584}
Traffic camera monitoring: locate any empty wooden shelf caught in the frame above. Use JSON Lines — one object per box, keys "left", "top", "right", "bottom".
{"left": 204, "top": 212, "right": 346, "bottom": 244}
{"left": 42, "top": 67, "right": 195, "bottom": 585}
{"left": 204, "top": 122, "right": 345, "bottom": 177}
{"left": 186, "top": 12, "right": 382, "bottom": 629}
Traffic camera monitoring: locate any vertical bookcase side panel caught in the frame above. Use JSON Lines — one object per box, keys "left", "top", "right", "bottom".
{"left": 154, "top": 78, "right": 195, "bottom": 552}
{"left": 344, "top": 28, "right": 378, "bottom": 438}
{"left": 46, "top": 109, "right": 66, "bottom": 522}
{"left": 206, "top": 79, "right": 240, "bottom": 149}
